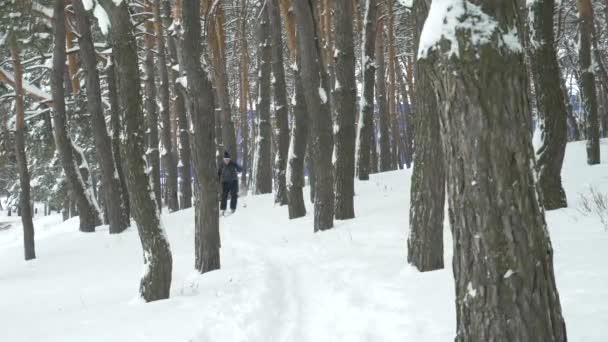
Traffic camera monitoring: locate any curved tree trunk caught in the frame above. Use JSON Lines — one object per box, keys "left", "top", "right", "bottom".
{"left": 10, "top": 33, "right": 35, "bottom": 260}
{"left": 528, "top": 0, "right": 568, "bottom": 210}
{"left": 423, "top": 1, "right": 568, "bottom": 339}
{"left": 52, "top": 0, "right": 102, "bottom": 233}
{"left": 99, "top": 0, "right": 173, "bottom": 302}
{"left": 293, "top": 0, "right": 334, "bottom": 232}
{"left": 355, "top": 0, "right": 377, "bottom": 181}
{"left": 154, "top": 0, "right": 178, "bottom": 212}
{"left": 406, "top": 0, "right": 445, "bottom": 272}
{"left": 268, "top": 0, "right": 290, "bottom": 206}
{"left": 577, "top": 0, "right": 601, "bottom": 165}
{"left": 73, "top": 0, "right": 129, "bottom": 233}
{"left": 181, "top": 0, "right": 221, "bottom": 273}
{"left": 333, "top": 0, "right": 356, "bottom": 220}
{"left": 254, "top": 3, "right": 273, "bottom": 195}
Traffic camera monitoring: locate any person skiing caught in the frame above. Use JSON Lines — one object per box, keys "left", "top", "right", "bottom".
{"left": 218, "top": 151, "right": 242, "bottom": 216}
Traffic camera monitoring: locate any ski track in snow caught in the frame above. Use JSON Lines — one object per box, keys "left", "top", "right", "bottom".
{"left": 1, "top": 140, "right": 608, "bottom": 341}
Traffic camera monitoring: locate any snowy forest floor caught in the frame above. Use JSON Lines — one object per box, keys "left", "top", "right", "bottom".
{"left": 1, "top": 140, "right": 608, "bottom": 341}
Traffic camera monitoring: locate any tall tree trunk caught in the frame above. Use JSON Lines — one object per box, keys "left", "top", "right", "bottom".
{"left": 577, "top": 0, "right": 600, "bottom": 164}
{"left": 369, "top": 122, "right": 379, "bottom": 173}
{"left": 528, "top": 0, "right": 568, "bottom": 210}
{"left": 355, "top": 0, "right": 376, "bottom": 181}
{"left": 144, "top": 1, "right": 163, "bottom": 210}
{"left": 375, "top": 13, "right": 391, "bottom": 172}
{"left": 254, "top": 2, "right": 273, "bottom": 195}
{"left": 397, "top": 59, "right": 413, "bottom": 168}
{"left": 181, "top": 0, "right": 221, "bottom": 273}
{"left": 238, "top": 0, "right": 250, "bottom": 191}
{"left": 52, "top": 0, "right": 102, "bottom": 233}
{"left": 154, "top": 0, "right": 179, "bottom": 212}
{"left": 106, "top": 56, "right": 131, "bottom": 219}
{"left": 333, "top": 0, "right": 356, "bottom": 220}
{"left": 99, "top": 0, "right": 173, "bottom": 302}
{"left": 406, "top": 0, "right": 445, "bottom": 272}
{"left": 163, "top": 0, "right": 192, "bottom": 209}
{"left": 10, "top": 33, "right": 35, "bottom": 260}
{"left": 268, "top": 0, "right": 290, "bottom": 206}
{"left": 293, "top": 0, "right": 335, "bottom": 232}
{"left": 73, "top": 0, "right": 129, "bottom": 233}
{"left": 423, "top": 1, "right": 568, "bottom": 339}
{"left": 386, "top": 0, "right": 400, "bottom": 169}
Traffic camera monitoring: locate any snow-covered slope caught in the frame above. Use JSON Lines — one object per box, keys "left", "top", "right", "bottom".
{"left": 1, "top": 140, "right": 607, "bottom": 341}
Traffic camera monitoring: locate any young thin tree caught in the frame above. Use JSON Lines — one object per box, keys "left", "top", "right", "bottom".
{"left": 268, "top": 0, "right": 290, "bottom": 206}
{"left": 254, "top": 1, "right": 273, "bottom": 195}
{"left": 293, "top": 0, "right": 334, "bottom": 231}
{"left": 52, "top": 0, "right": 102, "bottom": 233}
{"left": 528, "top": 0, "right": 568, "bottom": 210}
{"left": 73, "top": 0, "right": 129, "bottom": 233}
{"left": 99, "top": 0, "right": 173, "bottom": 301}
{"left": 355, "top": 0, "right": 377, "bottom": 181}
{"left": 180, "top": 0, "right": 221, "bottom": 273}
{"left": 421, "top": 0, "right": 567, "bottom": 339}
{"left": 406, "top": 0, "right": 445, "bottom": 272}
{"left": 577, "top": 0, "right": 600, "bottom": 164}
{"left": 332, "top": 0, "right": 356, "bottom": 220}
{"left": 238, "top": 0, "right": 250, "bottom": 190}
{"left": 9, "top": 32, "right": 35, "bottom": 260}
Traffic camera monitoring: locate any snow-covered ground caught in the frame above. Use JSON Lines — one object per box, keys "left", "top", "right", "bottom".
{"left": 1, "top": 140, "right": 607, "bottom": 341}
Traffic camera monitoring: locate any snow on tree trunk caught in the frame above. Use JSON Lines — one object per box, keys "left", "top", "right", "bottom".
{"left": 375, "top": 15, "right": 391, "bottom": 173}
{"left": 355, "top": 0, "right": 377, "bottom": 181}
{"left": 10, "top": 32, "right": 35, "bottom": 260}
{"left": 333, "top": 0, "right": 357, "bottom": 220}
{"left": 180, "top": 0, "right": 221, "bottom": 273}
{"left": 268, "top": 0, "right": 290, "bottom": 206}
{"left": 406, "top": 0, "right": 445, "bottom": 272}
{"left": 420, "top": 0, "right": 568, "bottom": 339}
{"left": 254, "top": 2, "right": 273, "bottom": 195}
{"left": 577, "top": 0, "right": 601, "bottom": 165}
{"left": 99, "top": 0, "right": 173, "bottom": 302}
{"left": 73, "top": 0, "right": 129, "bottom": 233}
{"left": 238, "top": 0, "right": 250, "bottom": 191}
{"left": 527, "top": 0, "right": 568, "bottom": 210}
{"left": 52, "top": 0, "right": 102, "bottom": 233}
{"left": 293, "top": 0, "right": 334, "bottom": 232}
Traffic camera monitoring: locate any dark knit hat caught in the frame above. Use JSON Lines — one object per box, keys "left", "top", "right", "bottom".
{"left": 223, "top": 151, "right": 231, "bottom": 159}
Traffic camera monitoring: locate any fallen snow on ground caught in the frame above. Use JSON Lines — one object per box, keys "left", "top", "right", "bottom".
{"left": 1, "top": 140, "right": 608, "bottom": 341}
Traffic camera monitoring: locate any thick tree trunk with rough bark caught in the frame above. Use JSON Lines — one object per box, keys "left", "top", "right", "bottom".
{"left": 10, "top": 33, "right": 35, "bottom": 260}
{"left": 375, "top": 15, "right": 391, "bottom": 172}
{"left": 254, "top": 2, "right": 273, "bottom": 195}
{"left": 422, "top": 1, "right": 568, "bottom": 340}
{"left": 577, "top": 0, "right": 601, "bottom": 165}
{"left": 406, "top": 0, "right": 445, "bottom": 272}
{"left": 355, "top": 0, "right": 377, "bottom": 181}
{"left": 528, "top": 0, "right": 568, "bottom": 210}
{"left": 333, "top": 0, "right": 356, "bottom": 220}
{"left": 52, "top": 0, "right": 102, "bottom": 233}
{"left": 293, "top": 0, "right": 334, "bottom": 232}
{"left": 73, "top": 0, "right": 129, "bottom": 233}
{"left": 153, "top": 0, "right": 178, "bottom": 212}
{"left": 180, "top": 0, "right": 221, "bottom": 273}
{"left": 143, "top": 3, "right": 163, "bottom": 210}
{"left": 268, "top": 0, "right": 290, "bottom": 206}
{"left": 99, "top": 0, "right": 173, "bottom": 302}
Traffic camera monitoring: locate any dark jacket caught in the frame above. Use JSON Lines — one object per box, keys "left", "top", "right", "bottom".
{"left": 218, "top": 161, "right": 242, "bottom": 183}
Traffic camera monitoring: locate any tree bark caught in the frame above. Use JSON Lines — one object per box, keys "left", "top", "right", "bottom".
{"left": 387, "top": 0, "right": 400, "bottom": 169}
{"left": 396, "top": 60, "right": 413, "bottom": 168}
{"left": 73, "top": 0, "right": 129, "bottom": 233}
{"left": 154, "top": 0, "right": 178, "bottom": 212}
{"left": 180, "top": 0, "right": 221, "bottom": 273}
{"left": 254, "top": 2, "right": 273, "bottom": 195}
{"left": 333, "top": 0, "right": 356, "bottom": 220}
{"left": 99, "top": 0, "right": 173, "bottom": 302}
{"left": 406, "top": 0, "right": 445, "bottom": 272}
{"left": 423, "top": 1, "right": 568, "bottom": 339}
{"left": 52, "top": 0, "right": 102, "bottom": 233}
{"left": 238, "top": 0, "right": 250, "bottom": 190}
{"left": 577, "top": 0, "right": 600, "bottom": 164}
{"left": 375, "top": 12, "right": 391, "bottom": 172}
{"left": 10, "top": 33, "right": 36, "bottom": 260}
{"left": 355, "top": 0, "right": 376, "bottom": 181}
{"left": 268, "top": 0, "right": 290, "bottom": 206}
{"left": 528, "top": 0, "right": 568, "bottom": 210}
{"left": 293, "top": 0, "right": 335, "bottom": 232}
